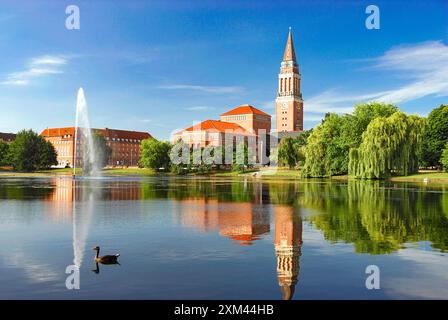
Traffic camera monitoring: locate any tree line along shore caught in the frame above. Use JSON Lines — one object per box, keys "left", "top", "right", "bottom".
{"left": 1, "top": 102, "right": 448, "bottom": 182}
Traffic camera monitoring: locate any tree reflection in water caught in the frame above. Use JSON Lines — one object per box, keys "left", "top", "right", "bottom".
{"left": 3, "top": 177, "right": 446, "bottom": 299}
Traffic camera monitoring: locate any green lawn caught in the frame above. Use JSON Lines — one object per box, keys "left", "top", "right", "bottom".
{"left": 1, "top": 166, "right": 447, "bottom": 183}
{"left": 390, "top": 171, "right": 448, "bottom": 182}
{"left": 102, "top": 168, "right": 158, "bottom": 176}
{"left": 0, "top": 167, "right": 158, "bottom": 177}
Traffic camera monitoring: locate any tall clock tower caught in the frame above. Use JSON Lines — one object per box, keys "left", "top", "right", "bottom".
{"left": 275, "top": 28, "right": 303, "bottom": 132}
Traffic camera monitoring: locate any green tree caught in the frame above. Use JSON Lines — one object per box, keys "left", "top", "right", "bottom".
{"left": 169, "top": 140, "right": 190, "bottom": 174}
{"left": 277, "top": 131, "right": 310, "bottom": 169}
{"left": 302, "top": 113, "right": 347, "bottom": 177}
{"left": 140, "top": 138, "right": 171, "bottom": 171}
{"left": 348, "top": 102, "right": 399, "bottom": 146}
{"left": 278, "top": 137, "right": 297, "bottom": 169}
{"left": 419, "top": 105, "right": 448, "bottom": 168}
{"left": 302, "top": 102, "right": 398, "bottom": 177}
{"left": 440, "top": 143, "right": 448, "bottom": 172}
{"left": 7, "top": 129, "right": 58, "bottom": 171}
{"left": 0, "top": 140, "right": 9, "bottom": 166}
{"left": 39, "top": 140, "right": 58, "bottom": 169}
{"left": 349, "top": 112, "right": 426, "bottom": 179}
{"left": 232, "top": 140, "right": 254, "bottom": 172}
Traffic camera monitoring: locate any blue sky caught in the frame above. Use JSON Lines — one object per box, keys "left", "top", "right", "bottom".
{"left": 0, "top": 0, "right": 447, "bottom": 140}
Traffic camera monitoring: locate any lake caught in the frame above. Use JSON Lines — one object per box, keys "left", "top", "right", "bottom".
{"left": 0, "top": 176, "right": 447, "bottom": 299}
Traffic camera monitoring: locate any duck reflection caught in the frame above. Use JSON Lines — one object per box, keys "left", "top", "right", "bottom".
{"left": 91, "top": 246, "right": 121, "bottom": 274}
{"left": 274, "top": 206, "right": 302, "bottom": 300}
{"left": 92, "top": 261, "right": 121, "bottom": 274}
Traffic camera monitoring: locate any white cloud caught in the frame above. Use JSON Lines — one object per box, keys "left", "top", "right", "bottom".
{"left": 384, "top": 248, "right": 448, "bottom": 299}
{"left": 186, "top": 106, "right": 213, "bottom": 111}
{"left": 158, "top": 84, "right": 243, "bottom": 94}
{"left": 31, "top": 55, "right": 67, "bottom": 66}
{"left": 305, "top": 41, "right": 448, "bottom": 120}
{"left": 260, "top": 100, "right": 275, "bottom": 109}
{"left": 1, "top": 55, "right": 68, "bottom": 86}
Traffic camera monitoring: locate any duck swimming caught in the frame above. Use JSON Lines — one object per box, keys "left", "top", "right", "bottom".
{"left": 92, "top": 246, "right": 120, "bottom": 264}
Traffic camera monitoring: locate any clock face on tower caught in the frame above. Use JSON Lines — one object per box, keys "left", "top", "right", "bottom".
{"left": 281, "top": 102, "right": 288, "bottom": 110}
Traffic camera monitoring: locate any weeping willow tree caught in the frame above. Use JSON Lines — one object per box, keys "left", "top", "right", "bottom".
{"left": 302, "top": 103, "right": 398, "bottom": 178}
{"left": 349, "top": 112, "right": 426, "bottom": 179}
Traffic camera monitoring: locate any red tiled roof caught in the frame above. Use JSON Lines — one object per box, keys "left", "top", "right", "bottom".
{"left": 0, "top": 132, "right": 17, "bottom": 142}
{"left": 102, "top": 128, "right": 152, "bottom": 140}
{"left": 40, "top": 127, "right": 76, "bottom": 137}
{"left": 220, "top": 104, "right": 270, "bottom": 117}
{"left": 179, "top": 120, "right": 254, "bottom": 135}
{"left": 40, "top": 127, "right": 152, "bottom": 140}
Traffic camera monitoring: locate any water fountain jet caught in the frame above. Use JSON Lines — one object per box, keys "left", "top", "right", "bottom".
{"left": 72, "top": 87, "right": 98, "bottom": 268}
{"left": 73, "top": 87, "right": 100, "bottom": 177}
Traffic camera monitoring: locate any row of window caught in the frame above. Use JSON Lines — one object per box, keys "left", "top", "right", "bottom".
{"left": 223, "top": 115, "right": 247, "bottom": 121}
{"left": 106, "top": 137, "right": 142, "bottom": 143}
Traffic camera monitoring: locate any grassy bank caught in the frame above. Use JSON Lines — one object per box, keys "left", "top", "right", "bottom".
{"left": 389, "top": 171, "right": 448, "bottom": 183}
{"left": 0, "top": 167, "right": 159, "bottom": 177}
{"left": 1, "top": 166, "right": 447, "bottom": 183}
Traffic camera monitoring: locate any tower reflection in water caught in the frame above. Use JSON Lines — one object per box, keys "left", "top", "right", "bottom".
{"left": 45, "top": 178, "right": 302, "bottom": 299}
{"left": 274, "top": 206, "right": 302, "bottom": 300}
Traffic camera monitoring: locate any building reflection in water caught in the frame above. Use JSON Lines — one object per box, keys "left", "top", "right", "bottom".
{"left": 274, "top": 206, "right": 302, "bottom": 300}
{"left": 44, "top": 179, "right": 302, "bottom": 298}
{"left": 172, "top": 182, "right": 271, "bottom": 246}
{"left": 46, "top": 178, "right": 144, "bottom": 204}
{"left": 173, "top": 199, "right": 271, "bottom": 246}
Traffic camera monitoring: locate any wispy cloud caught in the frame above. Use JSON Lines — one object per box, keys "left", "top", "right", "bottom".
{"left": 305, "top": 41, "right": 448, "bottom": 119}
{"left": 260, "top": 100, "right": 275, "bottom": 109}
{"left": 158, "top": 84, "right": 244, "bottom": 94}
{"left": 305, "top": 89, "right": 389, "bottom": 114}
{"left": 186, "top": 105, "right": 214, "bottom": 111}
{"left": 1, "top": 54, "right": 68, "bottom": 86}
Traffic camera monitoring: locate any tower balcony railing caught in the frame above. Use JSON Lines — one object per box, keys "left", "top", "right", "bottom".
{"left": 277, "top": 91, "right": 301, "bottom": 97}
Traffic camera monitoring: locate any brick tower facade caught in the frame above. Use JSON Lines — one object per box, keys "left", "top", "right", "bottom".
{"left": 275, "top": 28, "right": 303, "bottom": 132}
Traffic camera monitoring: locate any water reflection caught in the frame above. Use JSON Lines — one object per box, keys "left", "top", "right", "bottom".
{"left": 274, "top": 206, "right": 302, "bottom": 300}
{"left": 0, "top": 177, "right": 447, "bottom": 299}
{"left": 300, "top": 181, "right": 448, "bottom": 254}
{"left": 173, "top": 200, "right": 270, "bottom": 246}
{"left": 2, "top": 178, "right": 447, "bottom": 255}
{"left": 73, "top": 179, "right": 97, "bottom": 268}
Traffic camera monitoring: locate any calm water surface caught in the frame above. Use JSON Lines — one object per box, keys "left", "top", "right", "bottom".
{"left": 0, "top": 176, "right": 447, "bottom": 299}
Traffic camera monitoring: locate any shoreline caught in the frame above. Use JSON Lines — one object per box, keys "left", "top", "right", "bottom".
{"left": 1, "top": 168, "right": 448, "bottom": 184}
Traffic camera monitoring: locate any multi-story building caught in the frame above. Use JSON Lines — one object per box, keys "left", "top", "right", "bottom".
{"left": 40, "top": 127, "right": 152, "bottom": 168}
{"left": 275, "top": 28, "right": 304, "bottom": 133}
{"left": 0, "top": 132, "right": 16, "bottom": 143}
{"left": 220, "top": 104, "right": 271, "bottom": 135}
{"left": 172, "top": 105, "right": 271, "bottom": 148}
